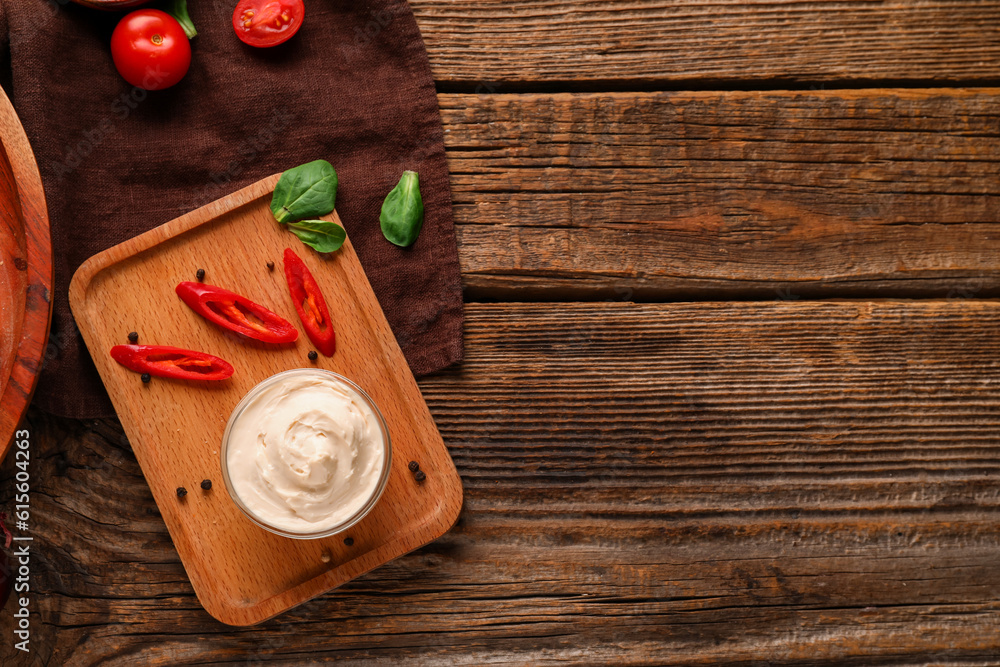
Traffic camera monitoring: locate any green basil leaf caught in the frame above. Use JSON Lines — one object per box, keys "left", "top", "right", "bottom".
{"left": 287, "top": 220, "right": 347, "bottom": 253}
{"left": 379, "top": 171, "right": 424, "bottom": 247}
{"left": 270, "top": 160, "right": 338, "bottom": 224}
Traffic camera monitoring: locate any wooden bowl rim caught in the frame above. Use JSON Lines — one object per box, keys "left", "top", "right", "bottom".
{"left": 0, "top": 86, "right": 53, "bottom": 459}
{"left": 67, "top": 0, "right": 152, "bottom": 10}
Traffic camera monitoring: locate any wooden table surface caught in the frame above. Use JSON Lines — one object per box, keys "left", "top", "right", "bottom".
{"left": 4, "top": 2, "right": 1000, "bottom": 664}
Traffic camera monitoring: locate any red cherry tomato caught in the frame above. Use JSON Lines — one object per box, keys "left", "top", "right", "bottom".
{"left": 111, "top": 10, "right": 191, "bottom": 90}
{"left": 232, "top": 0, "right": 304, "bottom": 48}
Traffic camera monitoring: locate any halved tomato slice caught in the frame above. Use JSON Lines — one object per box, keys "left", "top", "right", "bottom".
{"left": 232, "top": 0, "right": 303, "bottom": 48}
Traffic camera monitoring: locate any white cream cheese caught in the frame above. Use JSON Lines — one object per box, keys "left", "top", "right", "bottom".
{"left": 225, "top": 371, "right": 387, "bottom": 534}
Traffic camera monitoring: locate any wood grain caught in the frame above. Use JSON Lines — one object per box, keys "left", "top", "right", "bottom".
{"left": 441, "top": 89, "right": 1000, "bottom": 299}
{"left": 5, "top": 302, "right": 1000, "bottom": 664}
{"left": 413, "top": 0, "right": 1000, "bottom": 87}
{"left": 0, "top": 84, "right": 52, "bottom": 459}
{"left": 67, "top": 176, "right": 462, "bottom": 626}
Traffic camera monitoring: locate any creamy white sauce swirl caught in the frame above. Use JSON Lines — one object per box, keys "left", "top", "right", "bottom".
{"left": 226, "top": 372, "right": 386, "bottom": 534}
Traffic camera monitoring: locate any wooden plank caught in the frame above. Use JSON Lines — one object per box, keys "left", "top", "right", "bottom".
{"left": 67, "top": 175, "right": 462, "bottom": 625}
{"left": 441, "top": 89, "right": 1000, "bottom": 299}
{"left": 413, "top": 0, "right": 1000, "bottom": 86}
{"left": 5, "top": 301, "right": 1000, "bottom": 664}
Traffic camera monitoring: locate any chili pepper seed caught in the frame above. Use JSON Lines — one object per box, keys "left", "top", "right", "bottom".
{"left": 308, "top": 350, "right": 318, "bottom": 361}
{"left": 201, "top": 479, "right": 212, "bottom": 491}
{"left": 127, "top": 331, "right": 138, "bottom": 343}
{"left": 196, "top": 268, "right": 206, "bottom": 281}
{"left": 408, "top": 461, "right": 419, "bottom": 473}
{"left": 266, "top": 261, "right": 275, "bottom": 271}
{"left": 141, "top": 373, "right": 151, "bottom": 384}
{"left": 176, "top": 487, "right": 188, "bottom": 498}
{"left": 414, "top": 471, "right": 426, "bottom": 482}
{"left": 343, "top": 537, "right": 354, "bottom": 546}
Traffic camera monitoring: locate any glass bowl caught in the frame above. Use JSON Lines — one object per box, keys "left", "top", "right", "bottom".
{"left": 220, "top": 368, "right": 392, "bottom": 539}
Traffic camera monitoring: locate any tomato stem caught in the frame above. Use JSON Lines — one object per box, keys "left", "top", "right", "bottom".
{"left": 164, "top": 0, "right": 198, "bottom": 39}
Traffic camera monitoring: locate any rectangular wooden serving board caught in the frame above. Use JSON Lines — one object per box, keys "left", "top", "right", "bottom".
{"left": 68, "top": 175, "right": 463, "bottom": 626}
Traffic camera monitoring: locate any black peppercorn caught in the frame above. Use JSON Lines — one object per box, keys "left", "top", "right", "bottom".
{"left": 141, "top": 373, "right": 151, "bottom": 384}
{"left": 176, "top": 487, "right": 187, "bottom": 498}
{"left": 201, "top": 479, "right": 212, "bottom": 491}
{"left": 414, "top": 471, "right": 426, "bottom": 482}
{"left": 343, "top": 537, "right": 354, "bottom": 546}
{"left": 266, "top": 261, "right": 275, "bottom": 271}
{"left": 408, "top": 461, "right": 419, "bottom": 472}
{"left": 127, "top": 331, "right": 138, "bottom": 343}
{"left": 308, "top": 350, "right": 318, "bottom": 361}
{"left": 196, "top": 268, "right": 205, "bottom": 281}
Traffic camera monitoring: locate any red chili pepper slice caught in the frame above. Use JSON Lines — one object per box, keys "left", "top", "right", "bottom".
{"left": 110, "top": 345, "right": 235, "bottom": 381}
{"left": 176, "top": 282, "right": 298, "bottom": 344}
{"left": 283, "top": 248, "right": 335, "bottom": 356}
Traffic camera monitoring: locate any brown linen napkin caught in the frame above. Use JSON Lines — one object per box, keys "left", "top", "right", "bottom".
{"left": 0, "top": 0, "right": 463, "bottom": 418}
